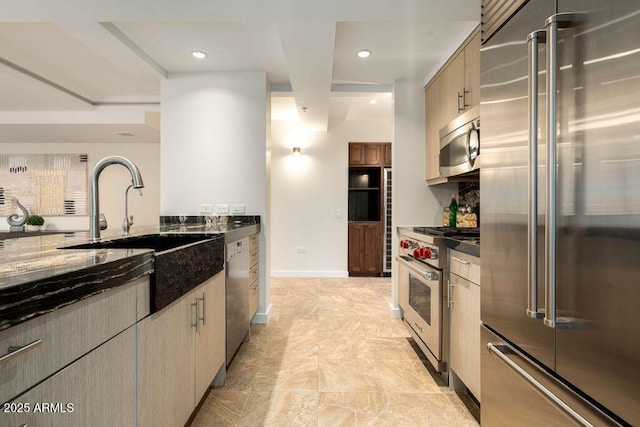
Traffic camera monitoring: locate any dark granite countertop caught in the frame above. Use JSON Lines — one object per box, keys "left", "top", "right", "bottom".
{"left": 445, "top": 237, "right": 480, "bottom": 258}
{"left": 0, "top": 218, "right": 261, "bottom": 331}
{"left": 0, "top": 232, "right": 155, "bottom": 331}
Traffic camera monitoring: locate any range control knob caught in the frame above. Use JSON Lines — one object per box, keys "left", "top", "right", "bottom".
{"left": 420, "top": 247, "right": 432, "bottom": 259}
{"left": 413, "top": 248, "right": 421, "bottom": 258}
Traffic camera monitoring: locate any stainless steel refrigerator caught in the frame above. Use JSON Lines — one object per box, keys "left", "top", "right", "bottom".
{"left": 481, "top": 0, "right": 640, "bottom": 425}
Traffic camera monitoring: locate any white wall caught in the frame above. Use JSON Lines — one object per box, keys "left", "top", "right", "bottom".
{"left": 161, "top": 72, "right": 271, "bottom": 322}
{"left": 270, "top": 117, "right": 393, "bottom": 277}
{"left": 391, "top": 79, "right": 457, "bottom": 315}
{"left": 161, "top": 72, "right": 269, "bottom": 216}
{"left": 0, "top": 142, "right": 160, "bottom": 231}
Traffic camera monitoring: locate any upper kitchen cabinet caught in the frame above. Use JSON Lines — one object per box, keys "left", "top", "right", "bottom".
{"left": 384, "top": 143, "right": 392, "bottom": 167}
{"left": 464, "top": 31, "right": 481, "bottom": 112}
{"left": 425, "top": 26, "right": 481, "bottom": 184}
{"left": 350, "top": 143, "right": 383, "bottom": 166}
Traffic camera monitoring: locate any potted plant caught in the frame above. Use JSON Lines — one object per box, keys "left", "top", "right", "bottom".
{"left": 25, "top": 215, "right": 45, "bottom": 231}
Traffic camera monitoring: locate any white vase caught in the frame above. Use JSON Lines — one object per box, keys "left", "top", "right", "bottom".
{"left": 25, "top": 225, "right": 41, "bottom": 232}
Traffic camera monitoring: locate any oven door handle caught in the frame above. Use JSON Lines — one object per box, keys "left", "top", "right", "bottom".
{"left": 396, "top": 256, "right": 439, "bottom": 281}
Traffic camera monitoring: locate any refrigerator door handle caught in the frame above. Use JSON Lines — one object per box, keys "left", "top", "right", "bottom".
{"left": 543, "top": 13, "right": 582, "bottom": 329}
{"left": 487, "top": 343, "right": 594, "bottom": 427}
{"left": 527, "top": 29, "right": 546, "bottom": 320}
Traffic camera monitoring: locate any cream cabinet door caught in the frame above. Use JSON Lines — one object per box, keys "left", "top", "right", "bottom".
{"left": 425, "top": 79, "right": 442, "bottom": 182}
{"left": 0, "top": 277, "right": 143, "bottom": 404}
{"left": 449, "top": 273, "right": 481, "bottom": 401}
{"left": 441, "top": 51, "right": 466, "bottom": 124}
{"left": 464, "top": 31, "right": 481, "bottom": 110}
{"left": 138, "top": 293, "right": 196, "bottom": 427}
{"left": 194, "top": 271, "right": 226, "bottom": 401}
{"left": 5, "top": 326, "right": 136, "bottom": 427}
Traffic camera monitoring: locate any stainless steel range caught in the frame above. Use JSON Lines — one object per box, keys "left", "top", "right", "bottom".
{"left": 397, "top": 226, "right": 479, "bottom": 384}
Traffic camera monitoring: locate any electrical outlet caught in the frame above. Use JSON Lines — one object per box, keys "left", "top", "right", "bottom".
{"left": 200, "top": 204, "right": 213, "bottom": 214}
{"left": 215, "top": 204, "right": 229, "bottom": 214}
{"left": 231, "top": 204, "right": 245, "bottom": 214}
{"left": 297, "top": 247, "right": 307, "bottom": 254}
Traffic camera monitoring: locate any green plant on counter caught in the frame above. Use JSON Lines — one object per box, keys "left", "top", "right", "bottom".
{"left": 26, "top": 215, "right": 45, "bottom": 226}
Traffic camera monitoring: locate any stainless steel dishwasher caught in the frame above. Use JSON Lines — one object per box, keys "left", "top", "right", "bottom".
{"left": 225, "top": 237, "right": 250, "bottom": 365}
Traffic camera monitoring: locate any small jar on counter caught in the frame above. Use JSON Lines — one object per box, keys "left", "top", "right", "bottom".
{"left": 457, "top": 206, "right": 478, "bottom": 228}
{"left": 443, "top": 207, "right": 450, "bottom": 226}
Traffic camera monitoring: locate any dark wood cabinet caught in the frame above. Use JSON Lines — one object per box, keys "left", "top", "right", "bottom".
{"left": 349, "top": 143, "right": 388, "bottom": 166}
{"left": 347, "top": 142, "right": 391, "bottom": 276}
{"left": 348, "top": 222, "right": 382, "bottom": 275}
{"left": 364, "top": 145, "right": 382, "bottom": 166}
{"left": 384, "top": 144, "right": 392, "bottom": 166}
{"left": 349, "top": 143, "right": 366, "bottom": 165}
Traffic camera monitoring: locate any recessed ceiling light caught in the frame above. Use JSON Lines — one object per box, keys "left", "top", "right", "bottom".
{"left": 368, "top": 99, "right": 378, "bottom": 104}
{"left": 192, "top": 51, "right": 207, "bottom": 59}
{"left": 356, "top": 49, "right": 371, "bottom": 58}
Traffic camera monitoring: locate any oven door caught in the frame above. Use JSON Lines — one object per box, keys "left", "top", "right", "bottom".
{"left": 397, "top": 256, "right": 443, "bottom": 368}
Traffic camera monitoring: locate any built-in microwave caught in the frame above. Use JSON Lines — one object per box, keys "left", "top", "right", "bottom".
{"left": 439, "top": 106, "right": 480, "bottom": 178}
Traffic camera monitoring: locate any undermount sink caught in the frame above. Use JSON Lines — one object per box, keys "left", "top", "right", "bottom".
{"left": 62, "top": 233, "right": 224, "bottom": 312}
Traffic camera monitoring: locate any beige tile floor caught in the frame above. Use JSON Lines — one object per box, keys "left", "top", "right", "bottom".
{"left": 190, "top": 277, "right": 480, "bottom": 427}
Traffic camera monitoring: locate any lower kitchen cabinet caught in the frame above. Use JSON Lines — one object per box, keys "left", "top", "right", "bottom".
{"left": 5, "top": 326, "right": 137, "bottom": 427}
{"left": 449, "top": 250, "right": 481, "bottom": 401}
{"left": 348, "top": 222, "right": 382, "bottom": 276}
{"left": 0, "top": 276, "right": 146, "bottom": 404}
{"left": 138, "top": 270, "right": 226, "bottom": 427}
{"left": 194, "top": 271, "right": 226, "bottom": 401}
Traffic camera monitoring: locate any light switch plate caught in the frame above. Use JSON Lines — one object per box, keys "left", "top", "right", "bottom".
{"left": 231, "top": 204, "right": 245, "bottom": 214}
{"left": 200, "top": 204, "right": 213, "bottom": 214}
{"left": 215, "top": 204, "right": 229, "bottom": 214}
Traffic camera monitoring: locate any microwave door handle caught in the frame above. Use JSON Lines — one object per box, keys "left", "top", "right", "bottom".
{"left": 544, "top": 13, "right": 581, "bottom": 329}
{"left": 526, "top": 30, "right": 546, "bottom": 320}
{"left": 465, "top": 122, "right": 479, "bottom": 167}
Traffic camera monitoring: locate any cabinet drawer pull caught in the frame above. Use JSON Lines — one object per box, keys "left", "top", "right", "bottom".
{"left": 452, "top": 256, "right": 470, "bottom": 265}
{"left": 198, "top": 293, "right": 206, "bottom": 325}
{"left": 191, "top": 301, "right": 199, "bottom": 331}
{"left": 0, "top": 339, "right": 43, "bottom": 365}
{"left": 457, "top": 88, "right": 470, "bottom": 113}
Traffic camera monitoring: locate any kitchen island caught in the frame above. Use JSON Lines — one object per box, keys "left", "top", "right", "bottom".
{"left": 0, "top": 218, "right": 260, "bottom": 426}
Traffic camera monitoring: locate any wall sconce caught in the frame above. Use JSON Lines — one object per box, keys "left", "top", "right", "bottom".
{"left": 292, "top": 147, "right": 302, "bottom": 157}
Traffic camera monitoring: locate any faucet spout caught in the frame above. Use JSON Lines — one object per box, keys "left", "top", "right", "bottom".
{"left": 89, "top": 156, "right": 144, "bottom": 241}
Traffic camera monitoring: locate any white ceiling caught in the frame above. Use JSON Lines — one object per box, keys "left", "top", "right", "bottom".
{"left": 0, "top": 0, "right": 480, "bottom": 139}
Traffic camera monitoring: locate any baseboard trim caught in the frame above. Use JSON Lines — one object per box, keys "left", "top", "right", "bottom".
{"left": 271, "top": 271, "right": 349, "bottom": 278}
{"left": 390, "top": 304, "right": 403, "bottom": 319}
{"left": 251, "top": 304, "right": 272, "bottom": 324}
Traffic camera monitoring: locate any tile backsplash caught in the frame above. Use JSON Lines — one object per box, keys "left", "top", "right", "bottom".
{"left": 459, "top": 181, "right": 480, "bottom": 225}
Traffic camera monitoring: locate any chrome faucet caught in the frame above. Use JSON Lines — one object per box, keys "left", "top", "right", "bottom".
{"left": 89, "top": 156, "right": 144, "bottom": 241}
{"left": 123, "top": 183, "right": 142, "bottom": 235}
